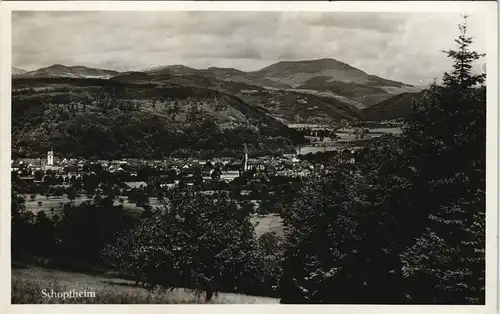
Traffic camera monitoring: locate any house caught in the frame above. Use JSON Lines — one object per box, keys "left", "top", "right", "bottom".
{"left": 108, "top": 165, "right": 125, "bottom": 173}
{"left": 247, "top": 159, "right": 265, "bottom": 171}
{"left": 160, "top": 183, "right": 177, "bottom": 189}
{"left": 220, "top": 170, "right": 240, "bottom": 182}
{"left": 210, "top": 168, "right": 222, "bottom": 180}
{"left": 24, "top": 158, "right": 44, "bottom": 169}
{"left": 224, "top": 162, "right": 243, "bottom": 172}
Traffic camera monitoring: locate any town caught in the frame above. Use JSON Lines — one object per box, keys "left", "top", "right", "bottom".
{"left": 12, "top": 141, "right": 358, "bottom": 221}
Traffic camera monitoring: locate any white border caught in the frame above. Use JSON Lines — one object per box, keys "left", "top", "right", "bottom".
{"left": 0, "top": 2, "right": 498, "bottom": 314}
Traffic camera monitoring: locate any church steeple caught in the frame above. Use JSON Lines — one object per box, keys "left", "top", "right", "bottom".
{"left": 243, "top": 143, "right": 248, "bottom": 172}
{"left": 47, "top": 147, "right": 54, "bottom": 166}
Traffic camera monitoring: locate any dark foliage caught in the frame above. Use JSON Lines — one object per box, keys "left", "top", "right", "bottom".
{"left": 398, "top": 16, "right": 486, "bottom": 304}
{"left": 102, "top": 187, "right": 266, "bottom": 301}
{"left": 278, "top": 16, "right": 485, "bottom": 304}
{"left": 11, "top": 80, "right": 305, "bottom": 159}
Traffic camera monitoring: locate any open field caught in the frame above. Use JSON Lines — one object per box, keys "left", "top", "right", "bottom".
{"left": 24, "top": 194, "right": 155, "bottom": 216}
{"left": 24, "top": 194, "right": 284, "bottom": 237}
{"left": 251, "top": 213, "right": 284, "bottom": 237}
{"left": 298, "top": 126, "right": 402, "bottom": 154}
{"left": 299, "top": 145, "right": 339, "bottom": 155}
{"left": 12, "top": 265, "right": 280, "bottom": 304}
{"left": 369, "top": 127, "right": 402, "bottom": 134}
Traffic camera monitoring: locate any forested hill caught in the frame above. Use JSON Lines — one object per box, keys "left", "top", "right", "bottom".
{"left": 11, "top": 77, "right": 305, "bottom": 159}
{"left": 362, "top": 91, "right": 426, "bottom": 121}
{"left": 13, "top": 58, "right": 422, "bottom": 123}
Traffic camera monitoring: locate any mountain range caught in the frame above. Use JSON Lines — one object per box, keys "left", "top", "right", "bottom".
{"left": 12, "top": 59, "right": 425, "bottom": 124}
{"left": 11, "top": 58, "right": 426, "bottom": 158}
{"left": 13, "top": 64, "right": 119, "bottom": 79}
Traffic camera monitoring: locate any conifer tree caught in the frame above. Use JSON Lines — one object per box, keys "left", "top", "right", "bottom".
{"left": 400, "top": 15, "right": 486, "bottom": 304}
{"left": 278, "top": 14, "right": 486, "bottom": 305}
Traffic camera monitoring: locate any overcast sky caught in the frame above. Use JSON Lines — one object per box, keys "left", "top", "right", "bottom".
{"left": 12, "top": 11, "right": 487, "bottom": 85}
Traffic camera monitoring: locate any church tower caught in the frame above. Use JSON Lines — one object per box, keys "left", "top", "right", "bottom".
{"left": 47, "top": 149, "right": 54, "bottom": 166}
{"left": 243, "top": 143, "right": 249, "bottom": 172}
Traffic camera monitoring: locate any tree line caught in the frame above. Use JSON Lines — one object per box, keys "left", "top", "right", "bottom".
{"left": 278, "top": 17, "right": 485, "bottom": 304}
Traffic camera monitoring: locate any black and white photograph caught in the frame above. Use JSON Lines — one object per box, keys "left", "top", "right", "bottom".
{"left": 1, "top": 1, "right": 498, "bottom": 310}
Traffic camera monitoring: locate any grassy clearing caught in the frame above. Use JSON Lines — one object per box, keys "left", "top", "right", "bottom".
{"left": 25, "top": 194, "right": 283, "bottom": 237}
{"left": 252, "top": 213, "right": 284, "bottom": 237}
{"left": 24, "top": 194, "right": 162, "bottom": 217}
{"left": 12, "top": 265, "right": 280, "bottom": 304}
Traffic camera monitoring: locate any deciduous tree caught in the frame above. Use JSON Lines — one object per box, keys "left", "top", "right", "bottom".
{"left": 103, "top": 188, "right": 260, "bottom": 302}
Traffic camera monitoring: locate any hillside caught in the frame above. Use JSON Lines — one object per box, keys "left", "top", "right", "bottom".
{"left": 12, "top": 59, "right": 422, "bottom": 123}
{"left": 254, "top": 58, "right": 380, "bottom": 85}
{"left": 111, "top": 66, "right": 364, "bottom": 123}
{"left": 201, "top": 67, "right": 292, "bottom": 89}
{"left": 12, "top": 66, "right": 27, "bottom": 75}
{"left": 113, "top": 66, "right": 290, "bottom": 93}
{"left": 362, "top": 91, "right": 426, "bottom": 121}
{"left": 253, "top": 58, "right": 420, "bottom": 106}
{"left": 146, "top": 64, "right": 199, "bottom": 75}
{"left": 12, "top": 265, "right": 280, "bottom": 304}
{"left": 18, "top": 64, "right": 121, "bottom": 79}
{"left": 237, "top": 88, "right": 363, "bottom": 124}
{"left": 11, "top": 77, "right": 304, "bottom": 159}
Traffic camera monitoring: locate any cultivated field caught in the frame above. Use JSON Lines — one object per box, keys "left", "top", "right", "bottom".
{"left": 12, "top": 265, "right": 280, "bottom": 304}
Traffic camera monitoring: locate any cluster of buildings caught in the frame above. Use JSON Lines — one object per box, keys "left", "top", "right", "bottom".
{"left": 12, "top": 144, "right": 358, "bottom": 188}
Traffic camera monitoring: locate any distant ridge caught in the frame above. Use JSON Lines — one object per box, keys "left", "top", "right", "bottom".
{"left": 250, "top": 58, "right": 418, "bottom": 106}
{"left": 16, "top": 64, "right": 121, "bottom": 79}
{"left": 12, "top": 66, "right": 27, "bottom": 75}
{"left": 15, "top": 58, "right": 413, "bottom": 87}
{"left": 145, "top": 65, "right": 199, "bottom": 75}
{"left": 13, "top": 58, "right": 421, "bottom": 112}
{"left": 253, "top": 58, "right": 413, "bottom": 88}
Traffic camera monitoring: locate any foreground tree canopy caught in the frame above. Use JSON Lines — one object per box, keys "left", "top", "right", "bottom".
{"left": 102, "top": 188, "right": 262, "bottom": 302}
{"left": 279, "top": 15, "right": 486, "bottom": 304}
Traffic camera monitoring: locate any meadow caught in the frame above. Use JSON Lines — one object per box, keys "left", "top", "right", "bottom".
{"left": 12, "top": 265, "right": 280, "bottom": 304}
{"left": 24, "top": 194, "right": 284, "bottom": 237}
{"left": 25, "top": 194, "right": 148, "bottom": 216}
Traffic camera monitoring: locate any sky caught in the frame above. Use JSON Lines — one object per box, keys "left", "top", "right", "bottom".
{"left": 12, "top": 11, "right": 487, "bottom": 86}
